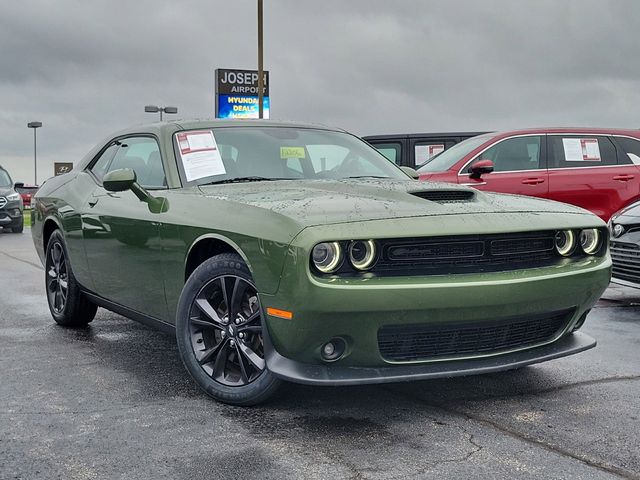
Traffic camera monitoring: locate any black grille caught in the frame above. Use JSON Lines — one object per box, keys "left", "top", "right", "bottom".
{"left": 409, "top": 190, "right": 475, "bottom": 203}
{"left": 374, "top": 231, "right": 559, "bottom": 276}
{"left": 377, "top": 308, "right": 575, "bottom": 362}
{"left": 611, "top": 240, "right": 640, "bottom": 283}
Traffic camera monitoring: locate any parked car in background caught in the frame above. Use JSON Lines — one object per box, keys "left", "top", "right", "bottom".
{"left": 0, "top": 165, "right": 24, "bottom": 233}
{"left": 14, "top": 184, "right": 39, "bottom": 208}
{"left": 609, "top": 202, "right": 640, "bottom": 287}
{"left": 32, "top": 120, "right": 610, "bottom": 406}
{"left": 418, "top": 128, "right": 640, "bottom": 221}
{"left": 363, "top": 131, "right": 487, "bottom": 168}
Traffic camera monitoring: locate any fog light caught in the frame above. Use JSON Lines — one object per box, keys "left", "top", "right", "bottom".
{"left": 321, "top": 338, "right": 346, "bottom": 361}
{"left": 323, "top": 343, "right": 335, "bottom": 357}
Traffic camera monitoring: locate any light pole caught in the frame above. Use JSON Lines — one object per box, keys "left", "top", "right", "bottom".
{"left": 27, "top": 121, "right": 42, "bottom": 185}
{"left": 257, "top": 0, "right": 264, "bottom": 119}
{"left": 144, "top": 105, "right": 178, "bottom": 121}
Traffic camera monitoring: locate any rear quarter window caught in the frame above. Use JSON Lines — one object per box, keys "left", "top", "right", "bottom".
{"left": 613, "top": 136, "right": 640, "bottom": 165}
{"left": 548, "top": 135, "right": 618, "bottom": 168}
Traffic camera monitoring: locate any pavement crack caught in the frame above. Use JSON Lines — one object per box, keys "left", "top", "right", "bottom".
{"left": 480, "top": 375, "right": 640, "bottom": 401}
{"left": 0, "top": 251, "right": 43, "bottom": 271}
{"left": 384, "top": 386, "right": 638, "bottom": 480}
{"left": 439, "top": 405, "right": 638, "bottom": 480}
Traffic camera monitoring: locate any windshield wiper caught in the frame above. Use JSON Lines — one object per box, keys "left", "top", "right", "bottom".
{"left": 203, "top": 176, "right": 288, "bottom": 185}
{"left": 342, "top": 176, "right": 390, "bottom": 179}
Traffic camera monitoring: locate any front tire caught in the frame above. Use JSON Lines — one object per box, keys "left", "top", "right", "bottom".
{"left": 176, "top": 253, "right": 281, "bottom": 406}
{"left": 45, "top": 230, "right": 97, "bottom": 327}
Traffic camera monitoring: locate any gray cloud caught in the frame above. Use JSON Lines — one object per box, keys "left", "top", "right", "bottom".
{"left": 1, "top": 0, "right": 639, "bottom": 183}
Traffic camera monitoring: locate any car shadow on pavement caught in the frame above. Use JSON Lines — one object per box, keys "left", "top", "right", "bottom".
{"left": 47, "top": 309, "right": 564, "bottom": 414}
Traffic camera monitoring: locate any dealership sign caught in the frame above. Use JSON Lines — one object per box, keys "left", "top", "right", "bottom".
{"left": 215, "top": 68, "right": 270, "bottom": 119}
{"left": 54, "top": 162, "right": 73, "bottom": 176}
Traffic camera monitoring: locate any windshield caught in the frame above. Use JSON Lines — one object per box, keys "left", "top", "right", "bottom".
{"left": 0, "top": 169, "right": 12, "bottom": 188}
{"left": 417, "top": 134, "right": 493, "bottom": 173}
{"left": 175, "top": 127, "right": 408, "bottom": 184}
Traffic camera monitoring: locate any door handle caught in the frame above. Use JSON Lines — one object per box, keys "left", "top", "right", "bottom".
{"left": 521, "top": 178, "right": 545, "bottom": 185}
{"left": 88, "top": 198, "right": 99, "bottom": 207}
{"left": 613, "top": 175, "right": 634, "bottom": 181}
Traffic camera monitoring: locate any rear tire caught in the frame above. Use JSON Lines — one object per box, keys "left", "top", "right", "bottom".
{"left": 45, "top": 230, "right": 97, "bottom": 327}
{"left": 176, "top": 253, "right": 281, "bottom": 406}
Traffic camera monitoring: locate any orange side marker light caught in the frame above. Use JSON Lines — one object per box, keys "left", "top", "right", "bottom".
{"left": 266, "top": 307, "right": 293, "bottom": 320}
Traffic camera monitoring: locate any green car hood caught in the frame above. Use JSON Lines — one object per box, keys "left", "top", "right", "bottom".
{"left": 198, "top": 178, "right": 594, "bottom": 228}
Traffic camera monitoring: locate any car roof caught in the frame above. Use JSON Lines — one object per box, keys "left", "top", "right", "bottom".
{"left": 362, "top": 131, "right": 490, "bottom": 141}
{"left": 486, "top": 127, "right": 640, "bottom": 141}
{"left": 109, "top": 119, "right": 347, "bottom": 138}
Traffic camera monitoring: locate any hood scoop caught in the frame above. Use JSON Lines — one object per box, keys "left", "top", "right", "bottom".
{"left": 409, "top": 190, "right": 475, "bottom": 203}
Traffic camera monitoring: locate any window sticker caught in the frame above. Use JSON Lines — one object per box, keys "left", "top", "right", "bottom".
{"left": 580, "top": 138, "right": 601, "bottom": 161}
{"left": 280, "top": 147, "right": 306, "bottom": 159}
{"left": 415, "top": 144, "right": 445, "bottom": 164}
{"left": 562, "top": 138, "right": 601, "bottom": 162}
{"left": 176, "top": 130, "right": 226, "bottom": 181}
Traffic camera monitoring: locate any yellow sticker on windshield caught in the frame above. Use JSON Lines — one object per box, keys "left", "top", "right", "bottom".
{"left": 280, "top": 147, "right": 305, "bottom": 159}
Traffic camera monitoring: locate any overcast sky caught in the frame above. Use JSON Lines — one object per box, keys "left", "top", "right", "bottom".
{"left": 1, "top": 0, "right": 639, "bottom": 183}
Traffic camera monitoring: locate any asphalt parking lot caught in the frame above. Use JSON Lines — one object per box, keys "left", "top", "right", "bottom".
{"left": 1, "top": 230, "right": 639, "bottom": 480}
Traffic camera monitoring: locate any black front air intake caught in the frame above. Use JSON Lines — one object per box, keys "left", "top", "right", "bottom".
{"left": 378, "top": 308, "right": 575, "bottom": 362}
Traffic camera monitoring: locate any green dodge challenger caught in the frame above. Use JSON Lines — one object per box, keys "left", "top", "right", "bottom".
{"left": 32, "top": 120, "right": 611, "bottom": 405}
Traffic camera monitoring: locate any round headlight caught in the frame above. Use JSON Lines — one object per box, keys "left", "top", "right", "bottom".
{"left": 555, "top": 230, "right": 575, "bottom": 256}
{"left": 312, "top": 242, "right": 343, "bottom": 273}
{"left": 579, "top": 228, "right": 601, "bottom": 255}
{"left": 348, "top": 240, "right": 377, "bottom": 270}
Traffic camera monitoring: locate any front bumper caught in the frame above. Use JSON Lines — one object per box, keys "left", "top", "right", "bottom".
{"left": 265, "top": 330, "right": 596, "bottom": 385}
{"left": 0, "top": 205, "right": 23, "bottom": 228}
{"left": 261, "top": 253, "right": 610, "bottom": 367}
{"left": 610, "top": 228, "right": 640, "bottom": 288}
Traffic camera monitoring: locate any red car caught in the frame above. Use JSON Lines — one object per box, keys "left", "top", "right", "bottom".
{"left": 14, "top": 184, "right": 39, "bottom": 208}
{"left": 418, "top": 128, "right": 640, "bottom": 221}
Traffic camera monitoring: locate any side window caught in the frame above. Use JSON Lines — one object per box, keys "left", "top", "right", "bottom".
{"left": 548, "top": 136, "right": 617, "bottom": 168}
{"left": 371, "top": 143, "right": 401, "bottom": 164}
{"left": 475, "top": 136, "right": 542, "bottom": 172}
{"left": 107, "top": 137, "right": 166, "bottom": 188}
{"left": 89, "top": 143, "right": 119, "bottom": 182}
{"left": 614, "top": 137, "right": 640, "bottom": 165}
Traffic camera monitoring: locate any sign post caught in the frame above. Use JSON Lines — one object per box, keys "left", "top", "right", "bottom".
{"left": 258, "top": 0, "right": 264, "bottom": 119}
{"left": 215, "top": 69, "right": 269, "bottom": 119}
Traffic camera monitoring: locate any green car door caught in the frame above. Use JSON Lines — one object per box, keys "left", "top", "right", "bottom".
{"left": 81, "top": 135, "right": 169, "bottom": 320}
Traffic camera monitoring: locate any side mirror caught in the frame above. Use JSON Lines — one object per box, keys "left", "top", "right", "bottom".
{"left": 468, "top": 159, "right": 494, "bottom": 179}
{"left": 14, "top": 182, "right": 24, "bottom": 189}
{"left": 102, "top": 168, "right": 168, "bottom": 214}
{"left": 400, "top": 166, "right": 420, "bottom": 179}
{"left": 103, "top": 168, "right": 136, "bottom": 192}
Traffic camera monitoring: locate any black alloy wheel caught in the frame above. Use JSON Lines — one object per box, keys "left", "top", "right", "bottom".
{"left": 188, "top": 275, "right": 266, "bottom": 386}
{"left": 176, "top": 253, "right": 281, "bottom": 405}
{"left": 46, "top": 241, "right": 69, "bottom": 314}
{"left": 44, "top": 230, "right": 97, "bottom": 327}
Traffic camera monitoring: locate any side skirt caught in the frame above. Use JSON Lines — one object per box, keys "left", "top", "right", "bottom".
{"left": 83, "top": 291, "right": 176, "bottom": 335}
